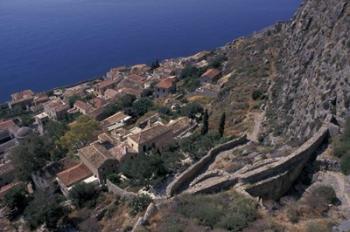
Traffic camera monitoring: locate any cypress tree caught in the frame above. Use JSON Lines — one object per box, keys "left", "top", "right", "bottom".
{"left": 201, "top": 109, "right": 209, "bottom": 135}
{"left": 219, "top": 112, "right": 226, "bottom": 137}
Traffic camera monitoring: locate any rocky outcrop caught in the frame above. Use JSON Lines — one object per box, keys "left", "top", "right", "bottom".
{"left": 266, "top": 0, "right": 350, "bottom": 144}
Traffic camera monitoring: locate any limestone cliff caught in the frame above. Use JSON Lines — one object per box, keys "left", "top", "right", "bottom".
{"left": 266, "top": 0, "right": 350, "bottom": 144}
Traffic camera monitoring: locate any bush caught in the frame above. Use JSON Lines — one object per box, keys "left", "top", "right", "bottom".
{"left": 286, "top": 206, "right": 299, "bottom": 223}
{"left": 2, "top": 185, "right": 28, "bottom": 218}
{"left": 332, "top": 118, "right": 350, "bottom": 174}
{"left": 128, "top": 194, "right": 152, "bottom": 216}
{"left": 341, "top": 155, "right": 350, "bottom": 175}
{"left": 176, "top": 191, "right": 257, "bottom": 231}
{"left": 69, "top": 183, "right": 98, "bottom": 208}
{"left": 24, "top": 192, "right": 65, "bottom": 230}
{"left": 180, "top": 102, "right": 203, "bottom": 119}
{"left": 252, "top": 90, "right": 263, "bottom": 100}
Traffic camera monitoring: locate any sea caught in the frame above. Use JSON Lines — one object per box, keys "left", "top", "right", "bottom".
{"left": 0, "top": 0, "right": 301, "bottom": 102}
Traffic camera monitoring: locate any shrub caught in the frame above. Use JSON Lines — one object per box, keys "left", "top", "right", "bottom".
{"left": 176, "top": 191, "right": 257, "bottom": 231}
{"left": 128, "top": 194, "right": 152, "bottom": 216}
{"left": 341, "top": 155, "right": 350, "bottom": 175}
{"left": 2, "top": 185, "right": 28, "bottom": 218}
{"left": 252, "top": 90, "right": 263, "bottom": 100}
{"left": 305, "top": 220, "right": 332, "bottom": 232}
{"left": 69, "top": 183, "right": 98, "bottom": 208}
{"left": 332, "top": 118, "right": 350, "bottom": 174}
{"left": 180, "top": 102, "right": 203, "bottom": 119}
{"left": 286, "top": 206, "right": 299, "bottom": 223}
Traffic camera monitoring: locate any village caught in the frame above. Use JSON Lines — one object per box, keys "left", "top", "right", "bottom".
{"left": 0, "top": 49, "right": 233, "bottom": 230}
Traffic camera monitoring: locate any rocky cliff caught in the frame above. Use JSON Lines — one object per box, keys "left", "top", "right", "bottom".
{"left": 266, "top": 0, "right": 350, "bottom": 144}
{"left": 217, "top": 0, "right": 350, "bottom": 145}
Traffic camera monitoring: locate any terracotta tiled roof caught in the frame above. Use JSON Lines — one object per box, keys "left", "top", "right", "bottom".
{"left": 11, "top": 89, "right": 34, "bottom": 102}
{"left": 0, "top": 182, "right": 22, "bottom": 198}
{"left": 74, "top": 100, "right": 95, "bottom": 113}
{"left": 104, "top": 89, "right": 119, "bottom": 99}
{"left": 0, "top": 120, "right": 18, "bottom": 133}
{"left": 201, "top": 68, "right": 221, "bottom": 79}
{"left": 56, "top": 163, "right": 92, "bottom": 188}
{"left": 129, "top": 124, "right": 170, "bottom": 144}
{"left": 97, "top": 79, "right": 118, "bottom": 89}
{"left": 44, "top": 99, "right": 69, "bottom": 112}
{"left": 156, "top": 76, "right": 176, "bottom": 89}
{"left": 127, "top": 74, "right": 146, "bottom": 85}
{"left": 79, "top": 143, "right": 113, "bottom": 169}
{"left": 117, "top": 87, "right": 142, "bottom": 97}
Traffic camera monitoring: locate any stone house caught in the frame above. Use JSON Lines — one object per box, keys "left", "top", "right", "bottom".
{"left": 154, "top": 76, "right": 177, "bottom": 98}
{"left": 74, "top": 100, "right": 95, "bottom": 115}
{"left": 56, "top": 162, "right": 96, "bottom": 197}
{"left": 8, "top": 89, "right": 34, "bottom": 110}
{"left": 78, "top": 142, "right": 120, "bottom": 184}
{"left": 200, "top": 68, "right": 221, "bottom": 84}
{"left": 102, "top": 111, "right": 131, "bottom": 131}
{"left": 43, "top": 99, "right": 70, "bottom": 120}
{"left": 95, "top": 79, "right": 120, "bottom": 96}
{"left": 127, "top": 124, "right": 174, "bottom": 154}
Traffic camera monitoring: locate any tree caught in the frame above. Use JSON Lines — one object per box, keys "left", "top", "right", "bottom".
{"left": 201, "top": 109, "right": 209, "bottom": 135}
{"left": 24, "top": 192, "right": 66, "bottom": 230}
{"left": 150, "top": 59, "right": 160, "bottom": 70}
{"left": 59, "top": 115, "right": 99, "bottom": 152}
{"left": 10, "top": 136, "right": 52, "bottom": 181}
{"left": 131, "top": 98, "right": 153, "bottom": 117}
{"left": 180, "top": 102, "right": 203, "bottom": 119}
{"left": 3, "top": 185, "right": 28, "bottom": 217}
{"left": 69, "top": 183, "right": 98, "bottom": 208}
{"left": 219, "top": 112, "right": 226, "bottom": 137}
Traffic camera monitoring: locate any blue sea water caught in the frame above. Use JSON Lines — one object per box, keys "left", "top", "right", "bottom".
{"left": 0, "top": 0, "right": 300, "bottom": 102}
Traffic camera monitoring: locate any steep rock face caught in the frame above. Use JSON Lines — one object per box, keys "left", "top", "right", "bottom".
{"left": 267, "top": 0, "right": 350, "bottom": 144}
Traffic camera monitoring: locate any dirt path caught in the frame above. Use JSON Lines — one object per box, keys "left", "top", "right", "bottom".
{"left": 247, "top": 111, "right": 264, "bottom": 143}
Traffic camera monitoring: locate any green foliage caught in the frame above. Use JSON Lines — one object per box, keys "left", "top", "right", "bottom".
{"left": 3, "top": 185, "right": 28, "bottom": 217}
{"left": 201, "top": 109, "right": 209, "bottom": 135}
{"left": 131, "top": 98, "right": 153, "bottom": 117}
{"left": 332, "top": 118, "right": 350, "bottom": 174}
{"left": 10, "top": 136, "right": 52, "bottom": 181}
{"left": 218, "top": 112, "right": 226, "bottom": 137}
{"left": 180, "top": 102, "right": 203, "bottom": 119}
{"left": 208, "top": 54, "right": 226, "bottom": 69}
{"left": 45, "top": 120, "right": 68, "bottom": 141}
{"left": 150, "top": 59, "right": 160, "bottom": 70}
{"left": 286, "top": 206, "right": 299, "bottom": 223}
{"left": 176, "top": 191, "right": 257, "bottom": 231}
{"left": 252, "top": 90, "right": 263, "bottom": 100}
{"left": 107, "top": 173, "right": 121, "bottom": 185}
{"left": 24, "top": 192, "right": 65, "bottom": 230}
{"left": 98, "top": 94, "right": 136, "bottom": 120}
{"left": 312, "top": 185, "right": 338, "bottom": 205}
{"left": 180, "top": 65, "right": 202, "bottom": 79}
{"left": 180, "top": 131, "right": 230, "bottom": 160}
{"left": 59, "top": 115, "right": 99, "bottom": 152}
{"left": 68, "top": 95, "right": 83, "bottom": 107}
{"left": 120, "top": 152, "right": 169, "bottom": 187}
{"left": 182, "top": 76, "right": 201, "bottom": 92}
{"left": 128, "top": 194, "right": 152, "bottom": 216}
{"left": 69, "top": 183, "right": 98, "bottom": 208}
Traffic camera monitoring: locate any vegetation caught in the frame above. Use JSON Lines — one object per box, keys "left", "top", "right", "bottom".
{"left": 128, "top": 194, "right": 152, "bottom": 216}
{"left": 180, "top": 102, "right": 203, "bottom": 119}
{"left": 180, "top": 131, "right": 230, "bottom": 160}
{"left": 201, "top": 109, "right": 209, "bottom": 135}
{"left": 332, "top": 117, "right": 350, "bottom": 174}
{"left": 208, "top": 54, "right": 226, "bottom": 69}
{"left": 2, "top": 184, "right": 29, "bottom": 218}
{"left": 97, "top": 94, "right": 136, "bottom": 120}
{"left": 170, "top": 191, "right": 257, "bottom": 231}
{"left": 69, "top": 183, "right": 99, "bottom": 208}
{"left": 59, "top": 115, "right": 100, "bottom": 153}
{"left": 219, "top": 112, "right": 226, "bottom": 137}
{"left": 10, "top": 136, "right": 52, "bottom": 181}
{"left": 24, "top": 192, "right": 66, "bottom": 230}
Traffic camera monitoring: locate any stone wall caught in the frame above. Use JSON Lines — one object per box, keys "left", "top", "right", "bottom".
{"left": 106, "top": 179, "right": 137, "bottom": 199}
{"left": 166, "top": 135, "right": 248, "bottom": 197}
{"left": 240, "top": 123, "right": 330, "bottom": 199}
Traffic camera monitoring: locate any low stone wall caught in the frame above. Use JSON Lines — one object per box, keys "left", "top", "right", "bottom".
{"left": 106, "top": 180, "right": 137, "bottom": 199}
{"left": 166, "top": 135, "right": 248, "bottom": 197}
{"left": 240, "top": 124, "right": 330, "bottom": 199}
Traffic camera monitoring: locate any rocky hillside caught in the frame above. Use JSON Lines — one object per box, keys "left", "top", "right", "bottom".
{"left": 218, "top": 0, "right": 350, "bottom": 145}
{"left": 266, "top": 0, "right": 350, "bottom": 144}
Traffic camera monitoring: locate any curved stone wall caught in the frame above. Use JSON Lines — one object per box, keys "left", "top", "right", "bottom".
{"left": 166, "top": 135, "right": 248, "bottom": 197}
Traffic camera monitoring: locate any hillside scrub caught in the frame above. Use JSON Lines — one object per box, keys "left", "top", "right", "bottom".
{"left": 155, "top": 191, "right": 258, "bottom": 231}
{"left": 332, "top": 117, "right": 350, "bottom": 174}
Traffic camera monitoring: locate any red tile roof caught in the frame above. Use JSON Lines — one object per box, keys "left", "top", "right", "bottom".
{"left": 201, "top": 68, "right": 221, "bottom": 80}
{"left": 156, "top": 77, "right": 176, "bottom": 89}
{"left": 11, "top": 89, "right": 34, "bottom": 102}
{"left": 56, "top": 163, "right": 92, "bottom": 188}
